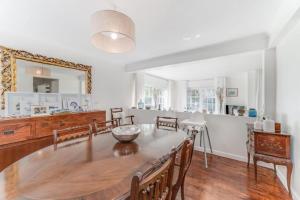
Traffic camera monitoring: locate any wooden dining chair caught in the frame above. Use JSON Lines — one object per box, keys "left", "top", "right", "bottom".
{"left": 128, "top": 149, "right": 177, "bottom": 200}
{"left": 156, "top": 116, "right": 179, "bottom": 131}
{"left": 111, "top": 107, "right": 135, "bottom": 126}
{"left": 171, "top": 137, "right": 195, "bottom": 200}
{"left": 53, "top": 124, "right": 93, "bottom": 149}
{"left": 94, "top": 119, "right": 117, "bottom": 135}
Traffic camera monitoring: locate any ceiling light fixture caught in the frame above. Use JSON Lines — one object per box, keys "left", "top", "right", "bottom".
{"left": 91, "top": 9, "right": 135, "bottom": 53}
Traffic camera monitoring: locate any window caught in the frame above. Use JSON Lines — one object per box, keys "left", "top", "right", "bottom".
{"left": 144, "top": 86, "right": 168, "bottom": 110}
{"left": 187, "top": 88, "right": 216, "bottom": 113}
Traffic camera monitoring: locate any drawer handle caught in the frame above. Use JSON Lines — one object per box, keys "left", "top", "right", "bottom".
{"left": 2, "top": 130, "right": 15, "bottom": 135}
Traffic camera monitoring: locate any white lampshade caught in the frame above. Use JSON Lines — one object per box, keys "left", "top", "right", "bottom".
{"left": 91, "top": 10, "right": 135, "bottom": 53}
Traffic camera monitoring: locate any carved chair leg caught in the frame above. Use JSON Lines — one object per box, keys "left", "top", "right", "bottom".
{"left": 171, "top": 184, "right": 180, "bottom": 200}
{"left": 287, "top": 163, "right": 293, "bottom": 195}
{"left": 181, "top": 177, "right": 185, "bottom": 200}
{"left": 247, "top": 152, "right": 250, "bottom": 168}
{"left": 253, "top": 156, "right": 258, "bottom": 181}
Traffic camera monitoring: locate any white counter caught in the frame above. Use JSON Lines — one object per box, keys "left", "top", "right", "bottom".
{"left": 127, "top": 109, "right": 255, "bottom": 162}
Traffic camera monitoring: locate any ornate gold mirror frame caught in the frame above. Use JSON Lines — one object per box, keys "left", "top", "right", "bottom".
{"left": 0, "top": 46, "right": 92, "bottom": 109}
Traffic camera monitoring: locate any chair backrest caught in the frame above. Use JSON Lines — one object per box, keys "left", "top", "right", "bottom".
{"left": 156, "top": 116, "right": 178, "bottom": 131}
{"left": 94, "top": 120, "right": 117, "bottom": 135}
{"left": 111, "top": 108, "right": 123, "bottom": 120}
{"left": 53, "top": 124, "right": 92, "bottom": 149}
{"left": 179, "top": 138, "right": 194, "bottom": 176}
{"left": 171, "top": 138, "right": 195, "bottom": 200}
{"left": 129, "top": 149, "right": 177, "bottom": 200}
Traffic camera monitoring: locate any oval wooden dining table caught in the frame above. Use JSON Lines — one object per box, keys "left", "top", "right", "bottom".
{"left": 0, "top": 124, "right": 187, "bottom": 200}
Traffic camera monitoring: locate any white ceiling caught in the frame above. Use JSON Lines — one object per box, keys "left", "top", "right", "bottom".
{"left": 145, "top": 51, "right": 263, "bottom": 80}
{"left": 0, "top": 0, "right": 298, "bottom": 65}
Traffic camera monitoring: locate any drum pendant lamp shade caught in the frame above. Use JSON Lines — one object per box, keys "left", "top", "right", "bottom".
{"left": 91, "top": 10, "right": 135, "bottom": 53}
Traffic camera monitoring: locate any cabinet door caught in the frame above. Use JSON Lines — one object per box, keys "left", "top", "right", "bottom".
{"left": 35, "top": 116, "right": 69, "bottom": 137}
{"left": 0, "top": 122, "right": 34, "bottom": 145}
{"left": 254, "top": 132, "right": 291, "bottom": 159}
{"left": 35, "top": 112, "right": 106, "bottom": 138}
{"left": 84, "top": 112, "right": 106, "bottom": 123}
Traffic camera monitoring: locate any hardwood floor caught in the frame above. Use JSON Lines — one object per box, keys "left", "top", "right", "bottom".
{"left": 185, "top": 151, "right": 291, "bottom": 200}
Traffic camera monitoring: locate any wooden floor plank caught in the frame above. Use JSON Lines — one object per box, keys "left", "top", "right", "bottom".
{"left": 185, "top": 151, "right": 291, "bottom": 200}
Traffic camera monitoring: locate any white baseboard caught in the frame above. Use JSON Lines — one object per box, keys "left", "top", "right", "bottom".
{"left": 194, "top": 146, "right": 248, "bottom": 163}
{"left": 194, "top": 146, "right": 299, "bottom": 200}
{"left": 277, "top": 170, "right": 299, "bottom": 200}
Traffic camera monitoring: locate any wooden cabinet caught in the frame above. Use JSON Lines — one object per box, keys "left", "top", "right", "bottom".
{"left": 254, "top": 132, "right": 291, "bottom": 159}
{"left": 0, "top": 111, "right": 106, "bottom": 144}
{"left": 252, "top": 130, "right": 293, "bottom": 194}
{"left": 0, "top": 111, "right": 105, "bottom": 144}
{"left": 35, "top": 111, "right": 105, "bottom": 137}
{"left": 0, "top": 111, "right": 105, "bottom": 171}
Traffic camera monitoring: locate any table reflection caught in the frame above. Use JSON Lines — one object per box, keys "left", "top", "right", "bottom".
{"left": 113, "top": 142, "right": 139, "bottom": 157}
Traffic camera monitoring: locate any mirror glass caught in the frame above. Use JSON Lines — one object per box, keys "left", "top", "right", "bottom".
{"left": 16, "top": 59, "right": 86, "bottom": 94}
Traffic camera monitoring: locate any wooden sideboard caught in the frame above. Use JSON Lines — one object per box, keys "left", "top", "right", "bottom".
{"left": 0, "top": 111, "right": 105, "bottom": 171}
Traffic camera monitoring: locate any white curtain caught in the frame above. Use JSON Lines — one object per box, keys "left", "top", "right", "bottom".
{"left": 247, "top": 69, "right": 263, "bottom": 115}
{"left": 255, "top": 69, "right": 263, "bottom": 114}
{"left": 174, "top": 81, "right": 187, "bottom": 112}
{"left": 168, "top": 80, "right": 176, "bottom": 110}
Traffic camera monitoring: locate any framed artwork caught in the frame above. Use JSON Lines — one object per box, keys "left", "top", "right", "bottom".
{"left": 80, "top": 94, "right": 93, "bottom": 111}
{"left": 61, "top": 94, "right": 80, "bottom": 111}
{"left": 5, "top": 92, "right": 39, "bottom": 116}
{"left": 5, "top": 92, "right": 93, "bottom": 116}
{"left": 31, "top": 105, "right": 49, "bottom": 116}
{"left": 226, "top": 88, "right": 238, "bottom": 97}
{"left": 39, "top": 93, "right": 62, "bottom": 113}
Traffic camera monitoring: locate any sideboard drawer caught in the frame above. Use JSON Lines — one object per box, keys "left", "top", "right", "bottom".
{"left": 254, "top": 132, "right": 291, "bottom": 159}
{"left": 0, "top": 122, "right": 35, "bottom": 145}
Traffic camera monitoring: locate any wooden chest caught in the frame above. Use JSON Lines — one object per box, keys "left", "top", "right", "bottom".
{"left": 254, "top": 131, "right": 291, "bottom": 159}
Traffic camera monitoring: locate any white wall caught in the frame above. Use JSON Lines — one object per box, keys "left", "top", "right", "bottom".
{"left": 174, "top": 81, "right": 187, "bottom": 111}
{"left": 144, "top": 74, "right": 168, "bottom": 89}
{"left": 276, "top": 20, "right": 300, "bottom": 200}
{"left": 264, "top": 48, "right": 277, "bottom": 119}
{"left": 128, "top": 109, "right": 255, "bottom": 162}
{"left": 92, "top": 63, "right": 133, "bottom": 119}
{"left": 226, "top": 73, "right": 248, "bottom": 106}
